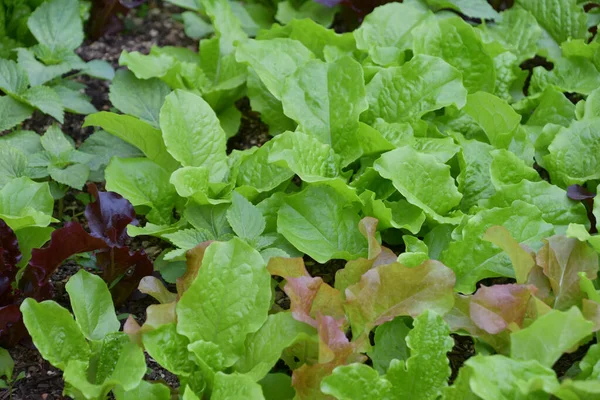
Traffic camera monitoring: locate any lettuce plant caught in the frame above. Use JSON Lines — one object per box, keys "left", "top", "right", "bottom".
{"left": 0, "top": 127, "right": 142, "bottom": 199}
{"left": 21, "top": 269, "right": 147, "bottom": 399}
{"left": 170, "top": 0, "right": 339, "bottom": 41}
{"left": 0, "top": 182, "right": 151, "bottom": 347}
{"left": 61, "top": 0, "right": 600, "bottom": 396}
{"left": 0, "top": 0, "right": 114, "bottom": 132}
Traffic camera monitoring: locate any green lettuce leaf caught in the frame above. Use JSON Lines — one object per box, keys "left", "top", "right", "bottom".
{"left": 363, "top": 55, "right": 467, "bottom": 124}
{"left": 374, "top": 146, "right": 462, "bottom": 224}
{"left": 20, "top": 298, "right": 90, "bottom": 370}
{"left": 277, "top": 184, "right": 367, "bottom": 263}
{"left": 109, "top": 69, "right": 171, "bottom": 128}
{"left": 65, "top": 270, "right": 120, "bottom": 341}
{"left": 354, "top": 2, "right": 431, "bottom": 66}
{"left": 511, "top": 307, "right": 594, "bottom": 367}
{"left": 176, "top": 239, "right": 272, "bottom": 368}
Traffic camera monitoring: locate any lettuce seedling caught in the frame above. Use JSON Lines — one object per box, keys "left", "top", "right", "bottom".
{"left": 0, "top": 127, "right": 142, "bottom": 199}
{"left": 0, "top": 0, "right": 114, "bottom": 132}
{"left": 21, "top": 269, "right": 148, "bottom": 399}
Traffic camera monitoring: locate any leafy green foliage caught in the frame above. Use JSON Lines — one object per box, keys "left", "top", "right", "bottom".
{"left": 15, "top": 0, "right": 600, "bottom": 398}
{"left": 0, "top": 0, "right": 114, "bottom": 132}
{"left": 21, "top": 270, "right": 147, "bottom": 399}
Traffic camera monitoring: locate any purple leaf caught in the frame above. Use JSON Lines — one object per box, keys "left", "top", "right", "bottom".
{"left": 85, "top": 183, "right": 136, "bottom": 247}
{"left": 567, "top": 185, "right": 596, "bottom": 200}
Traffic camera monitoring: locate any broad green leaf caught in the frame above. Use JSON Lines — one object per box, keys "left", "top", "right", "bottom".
{"left": 258, "top": 19, "right": 355, "bottom": 62}
{"left": 160, "top": 90, "right": 227, "bottom": 179}
{"left": 226, "top": 191, "right": 265, "bottom": 243}
{"left": 345, "top": 261, "right": 455, "bottom": 337}
{"left": 162, "top": 228, "right": 212, "bottom": 255}
{"left": 526, "top": 87, "right": 575, "bottom": 128}
{"left": 81, "top": 59, "right": 115, "bottom": 80}
{"left": 516, "top": 0, "right": 587, "bottom": 45}
{"left": 277, "top": 184, "right": 367, "bottom": 263}
{"left": 184, "top": 202, "right": 233, "bottom": 239}
{"left": 0, "top": 130, "right": 43, "bottom": 154}
{"left": 480, "top": 8, "right": 541, "bottom": 61}
{"left": 440, "top": 201, "right": 554, "bottom": 293}
{"left": 79, "top": 130, "right": 143, "bottom": 176}
{"left": 114, "top": 380, "right": 172, "bottom": 400}
{"left": 531, "top": 57, "right": 600, "bottom": 95}
{"left": 105, "top": 158, "right": 176, "bottom": 225}
{"left": 425, "top": 0, "right": 499, "bottom": 20}
{"left": 65, "top": 270, "right": 120, "bottom": 341}
{"left": 454, "top": 134, "right": 496, "bottom": 212}
{"left": 354, "top": 2, "right": 430, "bottom": 66}
{"left": 14, "top": 226, "right": 53, "bottom": 267}
{"left": 109, "top": 69, "right": 171, "bottom": 128}
{"left": 359, "top": 191, "right": 426, "bottom": 234}
{"left": 536, "top": 236, "right": 598, "bottom": 310}
{"left": 414, "top": 17, "right": 495, "bottom": 93}
{"left": 374, "top": 146, "right": 462, "bottom": 224}
{"left": 48, "top": 163, "right": 90, "bottom": 190}
{"left": 21, "top": 86, "right": 64, "bottom": 123}
{"left": 143, "top": 323, "right": 197, "bottom": 376}
{"left": 0, "top": 96, "right": 33, "bottom": 131}
{"left": 369, "top": 317, "right": 411, "bottom": 375}
{"left": 63, "top": 333, "right": 147, "bottom": 399}
{"left": 463, "top": 92, "right": 521, "bottom": 148}
{"left": 386, "top": 310, "right": 454, "bottom": 400}
{"left": 464, "top": 355, "right": 559, "bottom": 399}
{"left": 53, "top": 84, "right": 97, "bottom": 115}
{"left": 268, "top": 131, "right": 340, "bottom": 182}
{"left": 176, "top": 239, "right": 272, "bottom": 367}
{"left": 0, "top": 347, "right": 13, "bottom": 383}
{"left": 321, "top": 363, "right": 391, "bottom": 400}
{"left": 281, "top": 57, "right": 370, "bottom": 165}
{"left": 212, "top": 372, "right": 265, "bottom": 400}
{"left": 84, "top": 112, "right": 179, "bottom": 172}
{"left": 0, "top": 146, "right": 27, "bottom": 187}
{"left": 20, "top": 298, "right": 90, "bottom": 370}
{"left": 364, "top": 55, "right": 467, "bottom": 124}
{"left": 482, "top": 226, "right": 536, "bottom": 284}
{"left": 169, "top": 166, "right": 230, "bottom": 205}
{"left": 489, "top": 148, "right": 540, "bottom": 187}
{"left": 544, "top": 118, "right": 600, "bottom": 186}
{"left": 480, "top": 181, "right": 588, "bottom": 233}
{"left": 235, "top": 38, "right": 314, "bottom": 99}
{"left": 275, "top": 1, "right": 337, "bottom": 27}
{"left": 198, "top": 0, "right": 246, "bottom": 55}
{"left": 15, "top": 48, "right": 75, "bottom": 87}
{"left": 234, "top": 312, "right": 317, "bottom": 381}
{"left": 231, "top": 141, "right": 294, "bottom": 194}
{"left": 246, "top": 68, "right": 296, "bottom": 135}
{"left": 0, "top": 59, "right": 29, "bottom": 94}
{"left": 27, "top": 0, "right": 83, "bottom": 53}
{"left": 0, "top": 177, "right": 55, "bottom": 231}
{"left": 554, "top": 379, "right": 600, "bottom": 399}
{"left": 511, "top": 307, "right": 594, "bottom": 367}
{"left": 260, "top": 374, "right": 295, "bottom": 400}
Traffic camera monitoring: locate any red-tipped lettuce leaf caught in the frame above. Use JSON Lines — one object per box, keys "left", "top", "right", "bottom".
{"left": 344, "top": 260, "right": 456, "bottom": 339}
{"left": 537, "top": 236, "right": 598, "bottom": 310}
{"left": 470, "top": 284, "right": 537, "bottom": 334}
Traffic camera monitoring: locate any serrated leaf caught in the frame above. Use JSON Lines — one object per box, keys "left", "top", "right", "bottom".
{"left": 226, "top": 191, "right": 265, "bottom": 242}
{"left": 109, "top": 69, "right": 171, "bottom": 128}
